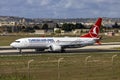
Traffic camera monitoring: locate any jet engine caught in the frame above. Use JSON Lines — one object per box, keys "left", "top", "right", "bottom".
{"left": 49, "top": 44, "right": 62, "bottom": 52}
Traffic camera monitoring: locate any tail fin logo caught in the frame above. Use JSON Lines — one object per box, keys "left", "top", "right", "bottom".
{"left": 81, "top": 18, "right": 102, "bottom": 38}
{"left": 91, "top": 25, "right": 99, "bottom": 34}
{"left": 89, "top": 24, "right": 100, "bottom": 37}
{"left": 93, "top": 26, "right": 97, "bottom": 35}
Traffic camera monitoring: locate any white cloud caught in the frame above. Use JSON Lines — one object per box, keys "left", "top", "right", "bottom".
{"left": 0, "top": 0, "right": 120, "bottom": 18}
{"left": 26, "top": 0, "right": 52, "bottom": 6}
{"left": 40, "top": 0, "right": 52, "bottom": 6}
{"left": 53, "top": 0, "right": 85, "bottom": 9}
{"left": 27, "top": 0, "right": 33, "bottom": 4}
{"left": 50, "top": 0, "right": 120, "bottom": 18}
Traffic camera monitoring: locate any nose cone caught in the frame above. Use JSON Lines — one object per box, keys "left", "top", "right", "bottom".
{"left": 10, "top": 42, "right": 15, "bottom": 48}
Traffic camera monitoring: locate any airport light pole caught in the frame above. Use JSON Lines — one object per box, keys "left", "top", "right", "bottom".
{"left": 58, "top": 58, "right": 64, "bottom": 80}
{"left": 28, "top": 59, "right": 34, "bottom": 80}
{"left": 85, "top": 56, "right": 91, "bottom": 80}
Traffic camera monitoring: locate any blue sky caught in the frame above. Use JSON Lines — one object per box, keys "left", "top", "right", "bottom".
{"left": 0, "top": 0, "right": 120, "bottom": 18}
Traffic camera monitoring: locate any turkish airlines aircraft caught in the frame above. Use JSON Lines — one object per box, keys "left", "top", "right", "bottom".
{"left": 10, "top": 18, "right": 102, "bottom": 53}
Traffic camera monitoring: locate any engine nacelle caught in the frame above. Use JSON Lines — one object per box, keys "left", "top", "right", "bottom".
{"left": 50, "top": 44, "right": 62, "bottom": 51}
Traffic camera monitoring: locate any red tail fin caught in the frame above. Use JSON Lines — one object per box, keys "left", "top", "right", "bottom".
{"left": 81, "top": 18, "right": 102, "bottom": 38}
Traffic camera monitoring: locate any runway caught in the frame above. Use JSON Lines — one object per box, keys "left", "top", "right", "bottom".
{"left": 0, "top": 42, "right": 120, "bottom": 55}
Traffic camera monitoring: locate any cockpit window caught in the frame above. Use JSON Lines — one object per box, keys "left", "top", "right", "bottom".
{"left": 15, "top": 41, "right": 20, "bottom": 43}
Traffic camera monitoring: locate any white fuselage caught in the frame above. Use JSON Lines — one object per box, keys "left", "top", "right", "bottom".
{"left": 10, "top": 37, "right": 97, "bottom": 49}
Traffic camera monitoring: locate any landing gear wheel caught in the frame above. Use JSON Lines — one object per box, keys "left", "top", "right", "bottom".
{"left": 35, "top": 49, "right": 45, "bottom": 52}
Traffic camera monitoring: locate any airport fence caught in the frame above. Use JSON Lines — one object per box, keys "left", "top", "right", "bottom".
{"left": 0, "top": 54, "right": 120, "bottom": 80}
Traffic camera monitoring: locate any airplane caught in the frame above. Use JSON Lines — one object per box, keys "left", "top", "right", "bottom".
{"left": 10, "top": 18, "right": 102, "bottom": 53}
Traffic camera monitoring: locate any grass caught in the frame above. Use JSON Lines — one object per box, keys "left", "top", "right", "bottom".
{"left": 0, "top": 53, "right": 120, "bottom": 80}
{"left": 101, "top": 35, "right": 120, "bottom": 43}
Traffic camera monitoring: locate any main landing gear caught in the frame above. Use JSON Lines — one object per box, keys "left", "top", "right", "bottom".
{"left": 17, "top": 48, "right": 22, "bottom": 54}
